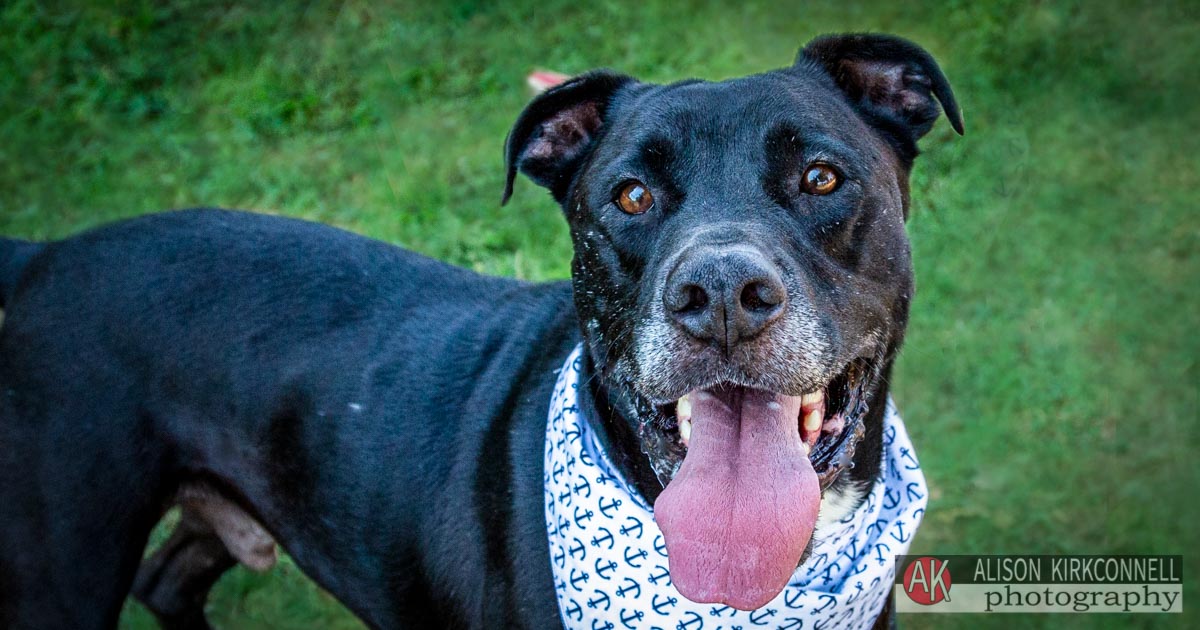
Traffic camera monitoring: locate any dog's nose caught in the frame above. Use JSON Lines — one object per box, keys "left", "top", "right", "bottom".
{"left": 663, "top": 246, "right": 786, "bottom": 350}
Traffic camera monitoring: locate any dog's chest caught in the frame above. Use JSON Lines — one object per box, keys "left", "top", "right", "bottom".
{"left": 542, "top": 346, "right": 928, "bottom": 629}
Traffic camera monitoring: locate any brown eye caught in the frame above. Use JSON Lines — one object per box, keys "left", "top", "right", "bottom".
{"left": 616, "top": 181, "right": 654, "bottom": 214}
{"left": 801, "top": 163, "right": 840, "bottom": 195}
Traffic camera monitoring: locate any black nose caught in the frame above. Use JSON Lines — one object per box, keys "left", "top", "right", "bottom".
{"left": 663, "top": 246, "right": 786, "bottom": 350}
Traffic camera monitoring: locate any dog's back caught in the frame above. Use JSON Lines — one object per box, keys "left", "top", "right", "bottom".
{"left": 0, "top": 237, "right": 42, "bottom": 310}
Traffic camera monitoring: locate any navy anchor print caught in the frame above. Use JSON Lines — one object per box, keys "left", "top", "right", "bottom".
{"left": 545, "top": 346, "right": 927, "bottom": 629}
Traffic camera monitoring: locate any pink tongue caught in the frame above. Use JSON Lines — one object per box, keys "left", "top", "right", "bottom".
{"left": 654, "top": 389, "right": 820, "bottom": 610}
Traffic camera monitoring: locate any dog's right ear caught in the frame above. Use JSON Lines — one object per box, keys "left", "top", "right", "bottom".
{"left": 502, "top": 71, "right": 634, "bottom": 205}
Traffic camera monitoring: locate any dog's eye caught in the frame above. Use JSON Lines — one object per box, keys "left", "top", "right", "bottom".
{"left": 616, "top": 181, "right": 654, "bottom": 215}
{"left": 801, "top": 164, "right": 840, "bottom": 195}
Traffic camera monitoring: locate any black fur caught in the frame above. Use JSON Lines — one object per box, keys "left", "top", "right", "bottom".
{"left": 0, "top": 33, "right": 959, "bottom": 629}
{"left": 0, "top": 238, "right": 42, "bottom": 309}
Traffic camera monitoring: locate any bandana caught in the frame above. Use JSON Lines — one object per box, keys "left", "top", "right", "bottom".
{"left": 544, "top": 345, "right": 927, "bottom": 629}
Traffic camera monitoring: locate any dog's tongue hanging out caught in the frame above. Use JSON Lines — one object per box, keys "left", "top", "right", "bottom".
{"left": 654, "top": 388, "right": 821, "bottom": 610}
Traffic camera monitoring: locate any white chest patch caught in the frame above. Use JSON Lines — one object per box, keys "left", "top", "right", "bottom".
{"left": 544, "top": 345, "right": 928, "bottom": 629}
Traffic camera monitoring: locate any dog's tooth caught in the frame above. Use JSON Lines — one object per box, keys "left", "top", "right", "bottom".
{"left": 801, "top": 391, "right": 824, "bottom": 407}
{"left": 803, "top": 408, "right": 822, "bottom": 433}
{"left": 676, "top": 394, "right": 693, "bottom": 446}
{"left": 676, "top": 394, "right": 692, "bottom": 423}
{"left": 802, "top": 441, "right": 811, "bottom": 456}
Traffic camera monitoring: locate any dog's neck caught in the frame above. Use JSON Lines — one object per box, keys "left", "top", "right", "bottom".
{"left": 577, "top": 357, "right": 664, "bottom": 502}
{"left": 575, "top": 353, "right": 893, "bottom": 506}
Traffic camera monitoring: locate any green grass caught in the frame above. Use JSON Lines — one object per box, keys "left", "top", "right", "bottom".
{"left": 1, "top": 1, "right": 1196, "bottom": 628}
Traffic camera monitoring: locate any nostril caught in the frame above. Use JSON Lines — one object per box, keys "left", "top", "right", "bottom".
{"left": 740, "top": 280, "right": 782, "bottom": 312}
{"left": 678, "top": 284, "right": 709, "bottom": 313}
{"left": 664, "top": 277, "right": 711, "bottom": 315}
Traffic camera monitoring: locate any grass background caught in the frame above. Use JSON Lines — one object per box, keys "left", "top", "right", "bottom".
{"left": 1, "top": 0, "right": 1196, "bottom": 628}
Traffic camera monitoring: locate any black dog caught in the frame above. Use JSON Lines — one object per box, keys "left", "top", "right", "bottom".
{"left": 0, "top": 33, "right": 960, "bottom": 629}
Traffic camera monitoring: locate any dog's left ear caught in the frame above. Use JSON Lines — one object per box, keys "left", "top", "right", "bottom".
{"left": 503, "top": 71, "right": 634, "bottom": 205}
{"left": 800, "top": 33, "right": 964, "bottom": 149}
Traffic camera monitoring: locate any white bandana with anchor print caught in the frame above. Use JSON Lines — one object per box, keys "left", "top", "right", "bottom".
{"left": 544, "top": 345, "right": 927, "bottom": 630}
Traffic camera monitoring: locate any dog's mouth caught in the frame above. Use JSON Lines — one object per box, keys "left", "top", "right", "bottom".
{"left": 639, "top": 360, "right": 871, "bottom": 488}
{"left": 639, "top": 359, "right": 873, "bottom": 611}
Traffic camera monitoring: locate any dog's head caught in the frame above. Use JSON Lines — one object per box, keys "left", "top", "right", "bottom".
{"left": 505, "top": 33, "right": 961, "bottom": 609}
